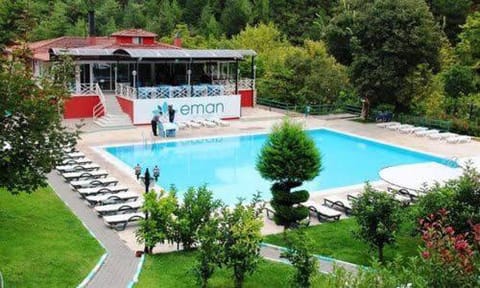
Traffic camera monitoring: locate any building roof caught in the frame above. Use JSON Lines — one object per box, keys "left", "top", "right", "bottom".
{"left": 49, "top": 48, "right": 256, "bottom": 60}
{"left": 111, "top": 29, "right": 157, "bottom": 37}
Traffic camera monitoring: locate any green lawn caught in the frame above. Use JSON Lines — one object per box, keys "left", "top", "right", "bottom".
{"left": 137, "top": 250, "right": 328, "bottom": 288}
{"left": 264, "top": 218, "right": 420, "bottom": 266}
{"left": 0, "top": 187, "right": 104, "bottom": 287}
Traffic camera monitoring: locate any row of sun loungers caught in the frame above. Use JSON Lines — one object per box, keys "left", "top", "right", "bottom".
{"left": 377, "top": 122, "right": 472, "bottom": 144}
{"left": 177, "top": 118, "right": 230, "bottom": 130}
{"left": 59, "top": 150, "right": 145, "bottom": 231}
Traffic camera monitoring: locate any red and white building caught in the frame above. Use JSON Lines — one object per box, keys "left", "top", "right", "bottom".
{"left": 21, "top": 28, "right": 256, "bottom": 126}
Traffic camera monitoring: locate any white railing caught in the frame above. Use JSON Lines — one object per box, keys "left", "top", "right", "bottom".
{"left": 213, "top": 78, "right": 254, "bottom": 94}
{"left": 116, "top": 83, "right": 227, "bottom": 99}
{"left": 69, "top": 83, "right": 96, "bottom": 95}
{"left": 93, "top": 83, "right": 106, "bottom": 120}
{"left": 116, "top": 83, "right": 137, "bottom": 99}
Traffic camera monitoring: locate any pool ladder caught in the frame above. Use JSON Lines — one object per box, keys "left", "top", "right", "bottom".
{"left": 141, "top": 132, "right": 157, "bottom": 147}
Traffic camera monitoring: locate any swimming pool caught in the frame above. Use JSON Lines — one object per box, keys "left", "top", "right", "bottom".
{"left": 104, "top": 129, "right": 452, "bottom": 204}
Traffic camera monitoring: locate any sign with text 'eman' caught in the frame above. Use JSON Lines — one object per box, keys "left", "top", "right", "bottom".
{"left": 133, "top": 95, "right": 241, "bottom": 124}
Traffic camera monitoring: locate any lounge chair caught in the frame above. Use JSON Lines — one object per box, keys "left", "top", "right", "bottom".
{"left": 348, "top": 190, "right": 411, "bottom": 206}
{"left": 186, "top": 120, "right": 201, "bottom": 128}
{"left": 70, "top": 177, "right": 119, "bottom": 189}
{"left": 323, "top": 196, "right": 353, "bottom": 214}
{"left": 76, "top": 185, "right": 129, "bottom": 197}
{"left": 387, "top": 187, "right": 421, "bottom": 202}
{"left": 263, "top": 202, "right": 310, "bottom": 227}
{"left": 399, "top": 126, "right": 427, "bottom": 134}
{"left": 428, "top": 132, "right": 457, "bottom": 140}
{"left": 94, "top": 200, "right": 144, "bottom": 216}
{"left": 376, "top": 121, "right": 400, "bottom": 128}
{"left": 176, "top": 122, "right": 187, "bottom": 129}
{"left": 446, "top": 135, "right": 472, "bottom": 144}
{"left": 60, "top": 158, "right": 92, "bottom": 165}
{"left": 62, "top": 152, "right": 85, "bottom": 159}
{"left": 63, "top": 170, "right": 108, "bottom": 181}
{"left": 303, "top": 200, "right": 341, "bottom": 221}
{"left": 388, "top": 124, "right": 413, "bottom": 131}
{"left": 209, "top": 117, "right": 230, "bottom": 127}
{"left": 414, "top": 129, "right": 439, "bottom": 137}
{"left": 103, "top": 212, "right": 145, "bottom": 231}
{"left": 56, "top": 163, "right": 100, "bottom": 173}
{"left": 194, "top": 118, "right": 216, "bottom": 128}
{"left": 85, "top": 191, "right": 139, "bottom": 206}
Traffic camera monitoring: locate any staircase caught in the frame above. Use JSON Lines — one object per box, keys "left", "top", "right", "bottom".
{"left": 93, "top": 90, "right": 134, "bottom": 129}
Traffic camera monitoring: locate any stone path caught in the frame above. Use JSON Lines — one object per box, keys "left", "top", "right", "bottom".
{"left": 48, "top": 172, "right": 140, "bottom": 288}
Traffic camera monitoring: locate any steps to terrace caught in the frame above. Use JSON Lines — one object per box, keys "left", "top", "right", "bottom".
{"left": 93, "top": 92, "right": 134, "bottom": 129}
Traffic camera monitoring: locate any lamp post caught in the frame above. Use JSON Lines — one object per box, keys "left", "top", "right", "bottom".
{"left": 136, "top": 166, "right": 158, "bottom": 254}
{"left": 132, "top": 70, "right": 137, "bottom": 99}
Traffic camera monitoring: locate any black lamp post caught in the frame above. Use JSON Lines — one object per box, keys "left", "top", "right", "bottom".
{"left": 137, "top": 167, "right": 157, "bottom": 254}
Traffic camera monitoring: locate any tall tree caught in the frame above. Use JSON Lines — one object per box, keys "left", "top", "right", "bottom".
{"left": 0, "top": 48, "right": 79, "bottom": 193}
{"left": 348, "top": 0, "right": 442, "bottom": 113}
{"left": 427, "top": 0, "right": 472, "bottom": 43}
{"left": 256, "top": 119, "right": 321, "bottom": 229}
{"left": 0, "top": 0, "right": 33, "bottom": 47}
{"left": 456, "top": 11, "right": 480, "bottom": 68}
{"left": 221, "top": 0, "right": 252, "bottom": 37}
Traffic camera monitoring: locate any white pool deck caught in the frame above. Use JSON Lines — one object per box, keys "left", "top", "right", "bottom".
{"left": 66, "top": 107, "right": 480, "bottom": 253}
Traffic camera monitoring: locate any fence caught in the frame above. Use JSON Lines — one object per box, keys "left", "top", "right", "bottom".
{"left": 395, "top": 114, "right": 452, "bottom": 131}
{"left": 256, "top": 97, "right": 361, "bottom": 116}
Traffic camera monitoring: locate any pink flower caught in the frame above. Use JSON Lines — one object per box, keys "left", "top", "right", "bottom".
{"left": 421, "top": 251, "right": 430, "bottom": 259}
{"left": 445, "top": 226, "right": 454, "bottom": 235}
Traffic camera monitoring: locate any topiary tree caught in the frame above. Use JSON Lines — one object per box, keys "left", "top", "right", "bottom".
{"left": 256, "top": 118, "right": 321, "bottom": 229}
{"left": 352, "top": 183, "right": 401, "bottom": 263}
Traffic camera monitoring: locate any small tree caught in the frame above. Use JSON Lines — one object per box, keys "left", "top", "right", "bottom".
{"left": 219, "top": 202, "right": 263, "bottom": 288}
{"left": 256, "top": 118, "right": 321, "bottom": 229}
{"left": 352, "top": 183, "right": 401, "bottom": 263}
{"left": 175, "top": 185, "right": 222, "bottom": 250}
{"left": 136, "top": 189, "right": 177, "bottom": 254}
{"left": 282, "top": 229, "right": 319, "bottom": 288}
{"left": 194, "top": 215, "right": 221, "bottom": 288}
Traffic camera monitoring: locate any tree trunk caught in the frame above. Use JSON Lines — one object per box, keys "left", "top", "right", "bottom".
{"left": 234, "top": 267, "right": 244, "bottom": 288}
{"left": 378, "top": 244, "right": 384, "bottom": 263}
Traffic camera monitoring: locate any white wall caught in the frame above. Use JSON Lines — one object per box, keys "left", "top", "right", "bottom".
{"left": 133, "top": 95, "right": 241, "bottom": 124}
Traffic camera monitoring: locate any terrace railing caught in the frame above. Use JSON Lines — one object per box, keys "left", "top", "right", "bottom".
{"left": 69, "top": 83, "right": 96, "bottom": 95}
{"left": 116, "top": 83, "right": 137, "bottom": 99}
{"left": 116, "top": 83, "right": 230, "bottom": 99}
{"left": 93, "top": 83, "right": 106, "bottom": 120}
{"left": 213, "top": 78, "right": 254, "bottom": 94}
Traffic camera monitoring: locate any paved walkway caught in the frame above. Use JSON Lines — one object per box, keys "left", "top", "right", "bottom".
{"left": 48, "top": 173, "right": 140, "bottom": 288}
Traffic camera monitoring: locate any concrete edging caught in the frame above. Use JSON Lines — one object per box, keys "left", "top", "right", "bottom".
{"left": 77, "top": 253, "right": 108, "bottom": 288}
{"left": 127, "top": 254, "right": 146, "bottom": 288}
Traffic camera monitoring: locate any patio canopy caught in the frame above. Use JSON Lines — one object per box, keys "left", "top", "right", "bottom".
{"left": 49, "top": 48, "right": 256, "bottom": 60}
{"left": 379, "top": 162, "right": 463, "bottom": 191}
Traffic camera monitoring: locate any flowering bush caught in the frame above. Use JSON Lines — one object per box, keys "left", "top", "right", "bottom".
{"left": 419, "top": 209, "right": 479, "bottom": 287}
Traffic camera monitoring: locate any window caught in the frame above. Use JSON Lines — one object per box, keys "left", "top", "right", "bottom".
{"left": 132, "top": 37, "right": 142, "bottom": 44}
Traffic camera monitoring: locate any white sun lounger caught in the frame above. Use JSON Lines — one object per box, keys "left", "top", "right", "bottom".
{"left": 209, "top": 117, "right": 230, "bottom": 127}
{"left": 70, "top": 177, "right": 119, "bottom": 189}
{"left": 194, "top": 119, "right": 216, "bottom": 127}
{"left": 347, "top": 190, "right": 412, "bottom": 205}
{"left": 56, "top": 163, "right": 100, "bottom": 173}
{"left": 63, "top": 152, "right": 85, "bottom": 159}
{"left": 323, "top": 196, "right": 353, "bottom": 214}
{"left": 77, "top": 185, "right": 129, "bottom": 197}
{"left": 303, "top": 200, "right": 341, "bottom": 221}
{"left": 86, "top": 191, "right": 139, "bottom": 206}
{"left": 176, "top": 122, "right": 187, "bottom": 129}
{"left": 446, "top": 135, "right": 472, "bottom": 144}
{"left": 186, "top": 120, "right": 201, "bottom": 128}
{"left": 428, "top": 132, "right": 457, "bottom": 140}
{"left": 104, "top": 212, "right": 145, "bottom": 231}
{"left": 414, "top": 129, "right": 439, "bottom": 137}
{"left": 376, "top": 122, "right": 400, "bottom": 128}
{"left": 95, "top": 200, "right": 144, "bottom": 216}
{"left": 399, "top": 126, "right": 427, "bottom": 134}
{"left": 388, "top": 124, "right": 413, "bottom": 131}
{"left": 60, "top": 158, "right": 92, "bottom": 165}
{"left": 63, "top": 170, "right": 108, "bottom": 181}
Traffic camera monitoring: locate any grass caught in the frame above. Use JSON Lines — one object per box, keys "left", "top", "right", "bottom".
{"left": 264, "top": 218, "right": 420, "bottom": 266}
{"left": 0, "top": 187, "right": 104, "bottom": 287}
{"left": 137, "top": 250, "right": 329, "bottom": 287}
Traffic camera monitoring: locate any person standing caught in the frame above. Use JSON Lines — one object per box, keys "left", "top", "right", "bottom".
{"left": 151, "top": 114, "right": 159, "bottom": 136}
{"left": 168, "top": 105, "right": 176, "bottom": 123}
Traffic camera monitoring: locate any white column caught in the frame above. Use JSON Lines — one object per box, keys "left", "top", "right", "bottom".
{"left": 75, "top": 65, "right": 81, "bottom": 94}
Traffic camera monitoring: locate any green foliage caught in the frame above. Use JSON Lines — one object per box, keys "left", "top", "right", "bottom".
{"left": 257, "top": 119, "right": 321, "bottom": 228}
{"left": 0, "top": 48, "right": 79, "bottom": 194}
{"left": 221, "top": 0, "right": 252, "bottom": 37}
{"left": 175, "top": 185, "right": 222, "bottom": 250}
{"left": 352, "top": 183, "right": 401, "bottom": 263}
{"left": 136, "top": 188, "right": 178, "bottom": 254}
{"left": 281, "top": 229, "right": 319, "bottom": 288}
{"left": 428, "top": 0, "right": 472, "bottom": 44}
{"left": 218, "top": 201, "right": 263, "bottom": 288}
{"left": 443, "top": 64, "right": 477, "bottom": 100}
{"left": 0, "top": 0, "right": 34, "bottom": 46}
{"left": 346, "top": 0, "right": 442, "bottom": 112}
{"left": 457, "top": 11, "right": 480, "bottom": 68}
{"left": 194, "top": 216, "right": 221, "bottom": 288}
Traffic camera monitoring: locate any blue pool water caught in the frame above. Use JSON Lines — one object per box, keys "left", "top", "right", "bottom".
{"left": 105, "top": 129, "right": 451, "bottom": 204}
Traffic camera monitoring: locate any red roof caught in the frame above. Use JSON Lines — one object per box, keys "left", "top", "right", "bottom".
{"left": 111, "top": 29, "right": 157, "bottom": 37}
